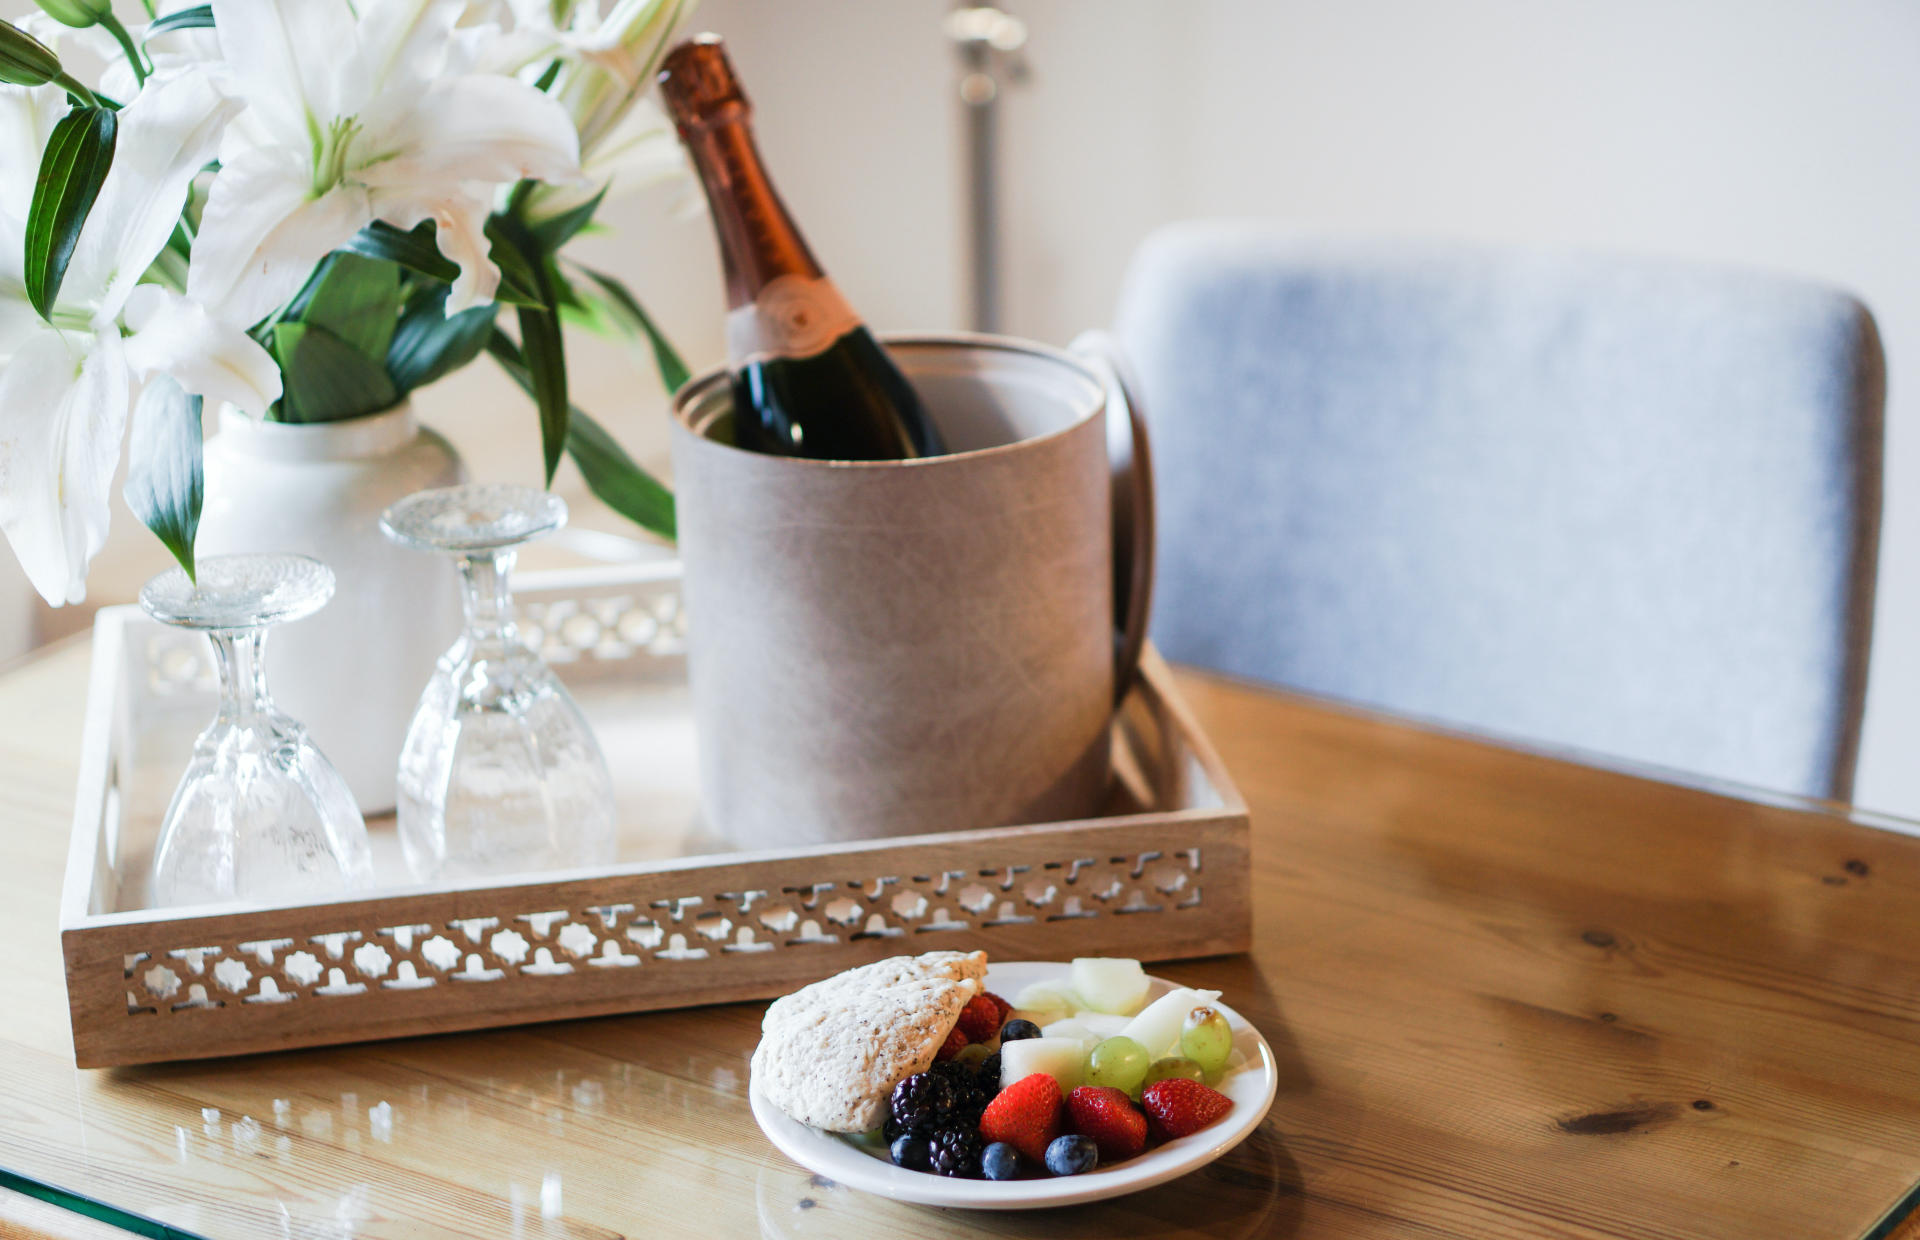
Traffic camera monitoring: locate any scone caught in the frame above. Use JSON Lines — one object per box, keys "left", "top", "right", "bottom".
{"left": 751, "top": 953, "right": 986, "bottom": 1132}
{"left": 761, "top": 950, "right": 987, "bottom": 1034}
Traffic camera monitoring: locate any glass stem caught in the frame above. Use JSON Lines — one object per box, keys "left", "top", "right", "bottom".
{"left": 207, "top": 628, "right": 273, "bottom": 723}
{"left": 457, "top": 549, "right": 519, "bottom": 648}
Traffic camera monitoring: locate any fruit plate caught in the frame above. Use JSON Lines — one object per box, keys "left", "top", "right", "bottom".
{"left": 748, "top": 961, "right": 1278, "bottom": 1210}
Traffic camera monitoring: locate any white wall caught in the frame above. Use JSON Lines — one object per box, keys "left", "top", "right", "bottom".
{"left": 5, "top": 0, "right": 1916, "bottom": 814}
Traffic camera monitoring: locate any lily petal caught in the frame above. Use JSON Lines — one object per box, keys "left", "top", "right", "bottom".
{"left": 63, "top": 71, "right": 241, "bottom": 321}
{"left": 355, "top": 73, "right": 580, "bottom": 194}
{"left": 356, "top": 0, "right": 462, "bottom": 104}
{"left": 123, "top": 285, "right": 282, "bottom": 417}
{"left": 373, "top": 188, "right": 498, "bottom": 313}
{"left": 0, "top": 327, "right": 130, "bottom": 605}
{"left": 0, "top": 217, "right": 37, "bottom": 359}
{"left": 188, "top": 143, "right": 372, "bottom": 328}
{"left": 210, "top": 0, "right": 362, "bottom": 152}
{"left": 0, "top": 82, "right": 68, "bottom": 226}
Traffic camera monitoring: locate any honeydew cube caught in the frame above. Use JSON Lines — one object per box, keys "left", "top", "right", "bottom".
{"left": 1037, "top": 1018, "right": 1104, "bottom": 1051}
{"left": 1117, "top": 987, "right": 1223, "bottom": 1061}
{"left": 1079, "top": 1012, "right": 1133, "bottom": 1038}
{"left": 1012, "top": 980, "right": 1081, "bottom": 1023}
{"left": 998, "top": 1037, "right": 1085, "bottom": 1095}
{"left": 1070, "top": 958, "right": 1151, "bottom": 1015}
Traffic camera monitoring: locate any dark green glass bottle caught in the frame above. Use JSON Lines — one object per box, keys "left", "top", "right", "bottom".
{"left": 660, "top": 35, "right": 946, "bottom": 461}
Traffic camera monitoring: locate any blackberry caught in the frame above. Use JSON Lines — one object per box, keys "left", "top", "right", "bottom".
{"left": 888, "top": 1072, "right": 953, "bottom": 1134}
{"left": 979, "top": 1051, "right": 1001, "bottom": 1086}
{"left": 949, "top": 1077, "right": 992, "bottom": 1126}
{"left": 927, "top": 1059, "right": 992, "bottom": 1125}
{"left": 926, "top": 1127, "right": 984, "bottom": 1178}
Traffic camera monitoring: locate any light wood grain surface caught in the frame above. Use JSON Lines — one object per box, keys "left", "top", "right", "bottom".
{"left": 4, "top": 638, "right": 1920, "bottom": 1239}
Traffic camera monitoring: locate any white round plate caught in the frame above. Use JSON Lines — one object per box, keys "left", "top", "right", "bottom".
{"left": 748, "top": 961, "right": 1277, "bottom": 1210}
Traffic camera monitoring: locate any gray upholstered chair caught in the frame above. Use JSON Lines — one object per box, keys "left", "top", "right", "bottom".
{"left": 1115, "top": 223, "right": 1884, "bottom": 801}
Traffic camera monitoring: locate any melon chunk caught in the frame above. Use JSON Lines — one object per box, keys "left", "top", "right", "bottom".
{"left": 1117, "top": 987, "right": 1222, "bottom": 1060}
{"left": 1012, "top": 980, "right": 1080, "bottom": 1023}
{"left": 1078, "top": 1012, "right": 1133, "bottom": 1038}
{"left": 1038, "top": 1018, "right": 1104, "bottom": 1051}
{"left": 998, "top": 1037, "right": 1086, "bottom": 1094}
{"left": 1070, "top": 957, "right": 1151, "bottom": 1015}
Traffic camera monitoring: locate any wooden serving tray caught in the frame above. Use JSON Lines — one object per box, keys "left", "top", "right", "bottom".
{"left": 59, "top": 562, "right": 1249, "bottom": 1068}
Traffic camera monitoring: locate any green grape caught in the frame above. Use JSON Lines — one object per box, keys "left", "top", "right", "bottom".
{"left": 1180, "top": 1006, "right": 1233, "bottom": 1081}
{"left": 1143, "top": 1056, "right": 1206, "bottom": 1088}
{"left": 1086, "top": 1036, "right": 1151, "bottom": 1097}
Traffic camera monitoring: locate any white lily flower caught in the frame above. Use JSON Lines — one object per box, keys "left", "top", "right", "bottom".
{"left": 551, "top": 0, "right": 691, "bottom": 155}
{"left": 523, "top": 95, "right": 689, "bottom": 224}
{"left": 187, "top": 0, "right": 583, "bottom": 328}
{"left": 0, "top": 73, "right": 278, "bottom": 605}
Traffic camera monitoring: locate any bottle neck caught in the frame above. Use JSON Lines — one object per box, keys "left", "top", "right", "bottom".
{"left": 679, "top": 116, "right": 824, "bottom": 309}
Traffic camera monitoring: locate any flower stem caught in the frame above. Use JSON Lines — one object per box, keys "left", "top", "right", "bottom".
{"left": 54, "top": 71, "right": 97, "bottom": 107}
{"left": 100, "top": 13, "right": 147, "bottom": 87}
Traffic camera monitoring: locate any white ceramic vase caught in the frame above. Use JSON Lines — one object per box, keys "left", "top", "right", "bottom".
{"left": 198, "top": 402, "right": 465, "bottom": 814}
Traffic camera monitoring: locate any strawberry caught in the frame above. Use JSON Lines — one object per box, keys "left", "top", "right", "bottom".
{"left": 1068, "top": 1086, "right": 1147, "bottom": 1162}
{"left": 955, "top": 993, "right": 1003, "bottom": 1044}
{"left": 934, "top": 1024, "right": 968, "bottom": 1062}
{"left": 979, "top": 1072, "right": 1064, "bottom": 1163}
{"left": 1140, "top": 1078, "right": 1233, "bottom": 1140}
{"left": 982, "top": 991, "right": 1015, "bottom": 1027}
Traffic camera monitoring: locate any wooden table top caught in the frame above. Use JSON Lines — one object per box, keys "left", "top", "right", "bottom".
{"left": 4, "top": 637, "right": 1920, "bottom": 1240}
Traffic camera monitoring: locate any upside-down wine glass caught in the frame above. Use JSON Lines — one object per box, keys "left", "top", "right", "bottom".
{"left": 142, "top": 554, "right": 373, "bottom": 907}
{"left": 382, "top": 483, "right": 617, "bottom": 881}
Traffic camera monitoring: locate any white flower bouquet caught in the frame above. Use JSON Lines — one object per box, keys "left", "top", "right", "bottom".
{"left": 0, "top": 0, "right": 692, "bottom": 606}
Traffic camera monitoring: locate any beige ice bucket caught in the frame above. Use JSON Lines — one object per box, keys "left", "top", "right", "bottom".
{"left": 669, "top": 331, "right": 1154, "bottom": 849}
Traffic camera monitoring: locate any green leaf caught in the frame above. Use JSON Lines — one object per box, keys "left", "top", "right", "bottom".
{"left": 122, "top": 377, "right": 203, "bottom": 580}
{"left": 574, "top": 264, "right": 690, "bottom": 393}
{"left": 490, "top": 216, "right": 569, "bottom": 485}
{"left": 24, "top": 104, "right": 115, "bottom": 319}
{"left": 483, "top": 214, "right": 546, "bottom": 309}
{"left": 341, "top": 220, "right": 542, "bottom": 308}
{"left": 144, "top": 4, "right": 211, "bottom": 38}
{"left": 487, "top": 330, "right": 676, "bottom": 541}
{"left": 387, "top": 284, "right": 497, "bottom": 393}
{"left": 566, "top": 407, "right": 676, "bottom": 540}
{"left": 529, "top": 184, "right": 606, "bottom": 252}
{"left": 272, "top": 321, "right": 398, "bottom": 423}
{"left": 289, "top": 252, "right": 400, "bottom": 364}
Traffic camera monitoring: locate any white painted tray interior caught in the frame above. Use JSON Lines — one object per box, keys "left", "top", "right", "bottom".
{"left": 86, "top": 565, "right": 1215, "bottom": 918}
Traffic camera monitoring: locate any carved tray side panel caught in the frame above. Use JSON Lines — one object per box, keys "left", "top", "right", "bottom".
{"left": 65, "top": 814, "right": 1250, "bottom": 1067}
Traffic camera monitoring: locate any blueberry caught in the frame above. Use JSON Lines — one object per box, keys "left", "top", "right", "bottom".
{"left": 999, "top": 1019, "right": 1042, "bottom": 1042}
{"left": 980, "top": 1141, "right": 1022, "bottom": 1181}
{"left": 889, "top": 1133, "right": 931, "bottom": 1172}
{"left": 1044, "top": 1133, "right": 1098, "bottom": 1177}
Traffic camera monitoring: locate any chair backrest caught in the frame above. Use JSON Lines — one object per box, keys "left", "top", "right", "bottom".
{"left": 1116, "top": 223, "right": 1884, "bottom": 800}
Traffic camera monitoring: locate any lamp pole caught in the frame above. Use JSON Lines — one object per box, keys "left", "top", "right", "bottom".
{"left": 946, "top": 5, "right": 1027, "bottom": 334}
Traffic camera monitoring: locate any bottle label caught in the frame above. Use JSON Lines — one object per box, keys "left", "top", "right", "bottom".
{"left": 727, "top": 274, "right": 863, "bottom": 364}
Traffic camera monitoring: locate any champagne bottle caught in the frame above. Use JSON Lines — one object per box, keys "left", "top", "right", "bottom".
{"left": 659, "top": 35, "right": 947, "bottom": 461}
